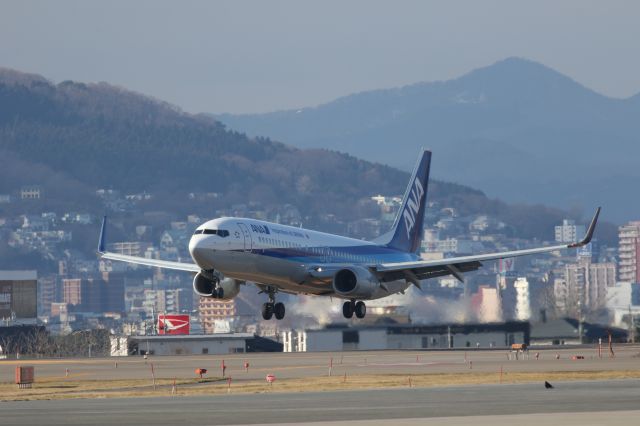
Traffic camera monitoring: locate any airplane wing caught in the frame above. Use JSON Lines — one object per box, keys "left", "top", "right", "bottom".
{"left": 374, "top": 207, "right": 601, "bottom": 286}
{"left": 98, "top": 216, "right": 200, "bottom": 273}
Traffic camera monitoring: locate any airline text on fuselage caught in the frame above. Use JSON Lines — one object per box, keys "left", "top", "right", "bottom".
{"left": 402, "top": 177, "right": 424, "bottom": 240}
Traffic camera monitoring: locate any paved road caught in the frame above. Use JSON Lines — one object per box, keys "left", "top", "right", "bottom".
{"left": 2, "top": 380, "right": 640, "bottom": 425}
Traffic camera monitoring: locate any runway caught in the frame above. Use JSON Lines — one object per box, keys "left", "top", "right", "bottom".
{"left": 2, "top": 380, "right": 640, "bottom": 425}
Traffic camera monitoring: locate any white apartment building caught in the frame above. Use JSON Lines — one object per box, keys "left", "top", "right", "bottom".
{"left": 619, "top": 221, "right": 640, "bottom": 282}
{"left": 555, "top": 260, "right": 616, "bottom": 315}
{"left": 555, "top": 219, "right": 585, "bottom": 243}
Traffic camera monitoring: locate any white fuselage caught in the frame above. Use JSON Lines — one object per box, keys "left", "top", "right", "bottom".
{"left": 188, "top": 217, "right": 416, "bottom": 299}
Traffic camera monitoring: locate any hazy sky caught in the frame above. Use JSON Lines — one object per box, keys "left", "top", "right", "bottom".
{"left": 1, "top": 1, "right": 639, "bottom": 114}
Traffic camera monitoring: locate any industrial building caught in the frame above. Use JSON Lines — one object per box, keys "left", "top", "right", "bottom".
{"left": 111, "top": 333, "right": 282, "bottom": 356}
{"left": 529, "top": 318, "right": 627, "bottom": 345}
{"left": 282, "top": 322, "right": 530, "bottom": 352}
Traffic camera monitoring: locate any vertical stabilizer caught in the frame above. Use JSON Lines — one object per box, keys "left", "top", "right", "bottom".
{"left": 374, "top": 149, "right": 431, "bottom": 253}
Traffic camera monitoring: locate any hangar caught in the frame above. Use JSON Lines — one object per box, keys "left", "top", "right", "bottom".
{"left": 283, "top": 322, "right": 530, "bottom": 352}
{"left": 111, "top": 333, "right": 282, "bottom": 356}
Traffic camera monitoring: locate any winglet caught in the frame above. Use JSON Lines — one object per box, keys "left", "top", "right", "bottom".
{"left": 568, "top": 207, "right": 601, "bottom": 248}
{"left": 98, "top": 215, "right": 107, "bottom": 253}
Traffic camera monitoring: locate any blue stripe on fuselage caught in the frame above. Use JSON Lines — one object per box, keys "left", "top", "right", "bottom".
{"left": 244, "top": 244, "right": 418, "bottom": 264}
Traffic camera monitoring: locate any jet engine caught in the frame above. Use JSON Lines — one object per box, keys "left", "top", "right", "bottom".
{"left": 192, "top": 272, "right": 241, "bottom": 300}
{"left": 332, "top": 266, "right": 380, "bottom": 299}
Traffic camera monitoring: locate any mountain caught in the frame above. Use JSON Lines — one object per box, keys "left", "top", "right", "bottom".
{"left": 0, "top": 68, "right": 413, "bottom": 217}
{"left": 218, "top": 57, "right": 640, "bottom": 223}
{"left": 0, "top": 67, "right": 616, "bottom": 246}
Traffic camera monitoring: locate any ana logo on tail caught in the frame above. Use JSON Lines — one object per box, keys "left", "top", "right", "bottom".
{"left": 402, "top": 177, "right": 424, "bottom": 240}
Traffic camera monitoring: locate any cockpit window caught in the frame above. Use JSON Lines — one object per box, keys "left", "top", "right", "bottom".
{"left": 196, "top": 229, "right": 230, "bottom": 237}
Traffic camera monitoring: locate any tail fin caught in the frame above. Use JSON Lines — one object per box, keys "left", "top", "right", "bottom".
{"left": 375, "top": 149, "right": 431, "bottom": 253}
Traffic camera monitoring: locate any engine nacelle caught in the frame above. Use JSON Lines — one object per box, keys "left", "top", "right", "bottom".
{"left": 192, "top": 272, "right": 241, "bottom": 301}
{"left": 332, "top": 266, "right": 380, "bottom": 299}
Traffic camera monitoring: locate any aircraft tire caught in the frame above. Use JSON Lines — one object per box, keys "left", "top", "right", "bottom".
{"left": 355, "top": 301, "right": 366, "bottom": 319}
{"left": 342, "top": 301, "right": 354, "bottom": 319}
{"left": 274, "top": 302, "right": 285, "bottom": 320}
{"left": 261, "top": 302, "right": 273, "bottom": 320}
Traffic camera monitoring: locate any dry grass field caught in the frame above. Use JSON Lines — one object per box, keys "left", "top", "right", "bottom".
{"left": 3, "top": 368, "right": 640, "bottom": 401}
{"left": 3, "top": 346, "right": 640, "bottom": 401}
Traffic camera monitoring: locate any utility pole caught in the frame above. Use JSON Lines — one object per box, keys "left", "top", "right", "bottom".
{"left": 629, "top": 305, "right": 636, "bottom": 344}
{"left": 577, "top": 279, "right": 584, "bottom": 344}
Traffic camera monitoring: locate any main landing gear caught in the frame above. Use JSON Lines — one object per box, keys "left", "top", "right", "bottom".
{"left": 342, "top": 300, "right": 366, "bottom": 319}
{"left": 261, "top": 286, "right": 285, "bottom": 320}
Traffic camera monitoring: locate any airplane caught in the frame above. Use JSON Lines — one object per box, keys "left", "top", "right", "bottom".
{"left": 98, "top": 149, "right": 600, "bottom": 321}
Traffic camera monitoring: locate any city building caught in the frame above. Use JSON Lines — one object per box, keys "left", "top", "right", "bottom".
{"left": 606, "top": 282, "right": 640, "bottom": 327}
{"left": 421, "top": 238, "right": 483, "bottom": 255}
{"left": 142, "top": 288, "right": 191, "bottom": 319}
{"left": 62, "top": 274, "right": 124, "bottom": 313}
{"left": 471, "top": 286, "right": 502, "bottom": 322}
{"left": 199, "top": 298, "right": 239, "bottom": 334}
{"left": 513, "top": 277, "right": 532, "bottom": 321}
{"left": 555, "top": 219, "right": 585, "bottom": 243}
{"left": 108, "top": 241, "right": 150, "bottom": 257}
{"left": 20, "top": 186, "right": 41, "bottom": 200}
{"left": 618, "top": 221, "right": 640, "bottom": 282}
{"left": 555, "top": 260, "right": 616, "bottom": 315}
{"left": 498, "top": 274, "right": 518, "bottom": 320}
{"left": 37, "top": 275, "right": 59, "bottom": 317}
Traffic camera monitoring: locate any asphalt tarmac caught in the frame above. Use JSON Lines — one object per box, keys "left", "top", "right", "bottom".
{"left": 2, "top": 380, "right": 640, "bottom": 425}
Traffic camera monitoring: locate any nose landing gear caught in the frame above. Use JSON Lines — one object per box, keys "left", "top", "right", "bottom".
{"left": 342, "top": 300, "right": 366, "bottom": 319}
{"left": 261, "top": 286, "right": 286, "bottom": 320}
{"left": 208, "top": 275, "right": 225, "bottom": 299}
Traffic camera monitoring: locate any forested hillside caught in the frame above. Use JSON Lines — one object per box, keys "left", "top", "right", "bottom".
{"left": 0, "top": 68, "right": 616, "bottom": 243}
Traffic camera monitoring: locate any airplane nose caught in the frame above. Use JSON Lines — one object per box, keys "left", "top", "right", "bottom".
{"left": 189, "top": 236, "right": 212, "bottom": 268}
{"left": 188, "top": 236, "right": 198, "bottom": 256}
